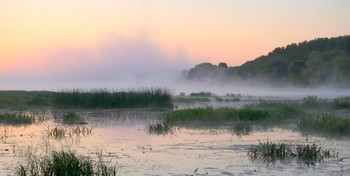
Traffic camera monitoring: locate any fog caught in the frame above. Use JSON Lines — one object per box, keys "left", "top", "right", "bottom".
{"left": 1, "top": 34, "right": 350, "bottom": 99}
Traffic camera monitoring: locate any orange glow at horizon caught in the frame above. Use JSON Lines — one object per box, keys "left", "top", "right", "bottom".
{"left": 1, "top": 0, "right": 350, "bottom": 75}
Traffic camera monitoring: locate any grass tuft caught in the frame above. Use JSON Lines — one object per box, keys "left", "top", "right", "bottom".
{"left": 15, "top": 150, "right": 118, "bottom": 176}
{"left": 248, "top": 141, "right": 334, "bottom": 166}
{"left": 146, "top": 122, "right": 173, "bottom": 135}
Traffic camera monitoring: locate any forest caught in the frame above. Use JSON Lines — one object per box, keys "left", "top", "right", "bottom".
{"left": 186, "top": 35, "right": 350, "bottom": 87}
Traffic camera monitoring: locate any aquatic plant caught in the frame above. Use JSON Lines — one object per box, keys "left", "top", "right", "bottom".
{"left": 189, "top": 92, "right": 212, "bottom": 97}
{"left": 172, "top": 97, "right": 210, "bottom": 102}
{"left": 51, "top": 88, "right": 173, "bottom": 108}
{"left": 165, "top": 107, "right": 270, "bottom": 123}
{"left": 147, "top": 122, "right": 173, "bottom": 135}
{"left": 299, "top": 114, "right": 350, "bottom": 134}
{"left": 248, "top": 141, "right": 334, "bottom": 166}
{"left": 15, "top": 150, "right": 118, "bottom": 176}
{"left": 232, "top": 121, "right": 251, "bottom": 136}
{"left": 0, "top": 112, "right": 34, "bottom": 125}
{"left": 62, "top": 112, "right": 87, "bottom": 125}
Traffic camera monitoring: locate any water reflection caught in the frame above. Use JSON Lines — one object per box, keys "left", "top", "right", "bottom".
{"left": 0, "top": 109, "right": 348, "bottom": 175}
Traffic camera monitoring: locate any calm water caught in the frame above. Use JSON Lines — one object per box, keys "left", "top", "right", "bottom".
{"left": 0, "top": 108, "right": 349, "bottom": 175}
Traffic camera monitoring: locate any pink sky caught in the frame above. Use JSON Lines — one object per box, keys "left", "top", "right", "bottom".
{"left": 1, "top": 0, "right": 349, "bottom": 89}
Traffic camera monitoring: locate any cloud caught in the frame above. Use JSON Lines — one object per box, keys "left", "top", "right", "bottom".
{"left": 1, "top": 33, "right": 190, "bottom": 90}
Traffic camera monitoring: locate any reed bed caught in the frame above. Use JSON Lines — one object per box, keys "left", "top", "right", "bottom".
{"left": 51, "top": 88, "right": 173, "bottom": 108}
{"left": 164, "top": 107, "right": 296, "bottom": 123}
{"left": 248, "top": 141, "right": 334, "bottom": 166}
{"left": 15, "top": 150, "right": 118, "bottom": 176}
{"left": 0, "top": 112, "right": 34, "bottom": 125}
{"left": 299, "top": 114, "right": 350, "bottom": 134}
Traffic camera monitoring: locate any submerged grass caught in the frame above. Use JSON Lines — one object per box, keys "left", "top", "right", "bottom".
{"left": 248, "top": 141, "right": 334, "bottom": 166}
{"left": 299, "top": 114, "right": 350, "bottom": 134}
{"left": 0, "top": 113, "right": 34, "bottom": 125}
{"left": 15, "top": 150, "right": 118, "bottom": 176}
{"left": 46, "top": 126, "right": 93, "bottom": 140}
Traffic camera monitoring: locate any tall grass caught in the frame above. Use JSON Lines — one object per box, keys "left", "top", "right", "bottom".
{"left": 299, "top": 114, "right": 350, "bottom": 134}
{"left": 15, "top": 150, "right": 118, "bottom": 176}
{"left": 52, "top": 88, "right": 173, "bottom": 108}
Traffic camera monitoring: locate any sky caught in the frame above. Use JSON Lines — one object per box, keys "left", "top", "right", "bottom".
{"left": 1, "top": 0, "right": 350, "bottom": 90}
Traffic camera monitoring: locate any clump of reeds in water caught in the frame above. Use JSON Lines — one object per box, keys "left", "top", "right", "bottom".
{"left": 232, "top": 121, "right": 252, "bottom": 136}
{"left": 0, "top": 112, "right": 34, "bottom": 125}
{"left": 15, "top": 150, "right": 118, "bottom": 176}
{"left": 51, "top": 88, "right": 173, "bottom": 108}
{"left": 165, "top": 107, "right": 270, "bottom": 123}
{"left": 147, "top": 122, "right": 173, "bottom": 136}
{"left": 299, "top": 114, "right": 350, "bottom": 134}
{"left": 248, "top": 141, "right": 335, "bottom": 166}
{"left": 63, "top": 112, "right": 87, "bottom": 125}
{"left": 54, "top": 111, "right": 87, "bottom": 125}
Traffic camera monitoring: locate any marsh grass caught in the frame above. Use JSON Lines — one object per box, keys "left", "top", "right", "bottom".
{"left": 232, "top": 121, "right": 252, "bottom": 136}
{"left": 165, "top": 107, "right": 275, "bottom": 123}
{"left": 146, "top": 122, "right": 173, "bottom": 135}
{"left": 15, "top": 150, "right": 118, "bottom": 176}
{"left": 173, "top": 97, "right": 210, "bottom": 102}
{"left": 189, "top": 92, "right": 212, "bottom": 97}
{"left": 0, "top": 91, "right": 52, "bottom": 108}
{"left": 299, "top": 114, "right": 350, "bottom": 134}
{"left": 52, "top": 88, "right": 173, "bottom": 108}
{"left": 0, "top": 113, "right": 34, "bottom": 125}
{"left": 63, "top": 112, "right": 87, "bottom": 125}
{"left": 248, "top": 141, "right": 334, "bottom": 166}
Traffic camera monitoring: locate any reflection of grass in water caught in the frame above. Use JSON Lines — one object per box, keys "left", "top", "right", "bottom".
{"left": 146, "top": 122, "right": 173, "bottom": 136}
{"left": 15, "top": 150, "right": 118, "bottom": 176}
{"left": 0, "top": 113, "right": 34, "bottom": 125}
{"left": 299, "top": 114, "right": 350, "bottom": 134}
{"left": 248, "top": 141, "right": 335, "bottom": 166}
{"left": 45, "top": 126, "right": 93, "bottom": 140}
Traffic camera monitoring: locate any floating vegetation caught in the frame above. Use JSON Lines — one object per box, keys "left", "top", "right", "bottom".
{"left": 15, "top": 150, "right": 118, "bottom": 176}
{"left": 299, "top": 114, "right": 350, "bottom": 134}
{"left": 0, "top": 112, "right": 34, "bottom": 125}
{"left": 248, "top": 141, "right": 335, "bottom": 166}
{"left": 51, "top": 88, "right": 173, "bottom": 108}
{"left": 165, "top": 107, "right": 270, "bottom": 123}
{"left": 45, "top": 126, "right": 93, "bottom": 140}
{"left": 146, "top": 122, "right": 173, "bottom": 136}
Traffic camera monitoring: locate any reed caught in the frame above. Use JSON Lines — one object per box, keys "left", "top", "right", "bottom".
{"left": 0, "top": 112, "right": 34, "bottom": 125}
{"left": 299, "top": 114, "right": 350, "bottom": 134}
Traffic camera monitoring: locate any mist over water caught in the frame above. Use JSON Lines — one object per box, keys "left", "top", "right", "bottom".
{"left": 1, "top": 34, "right": 349, "bottom": 99}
